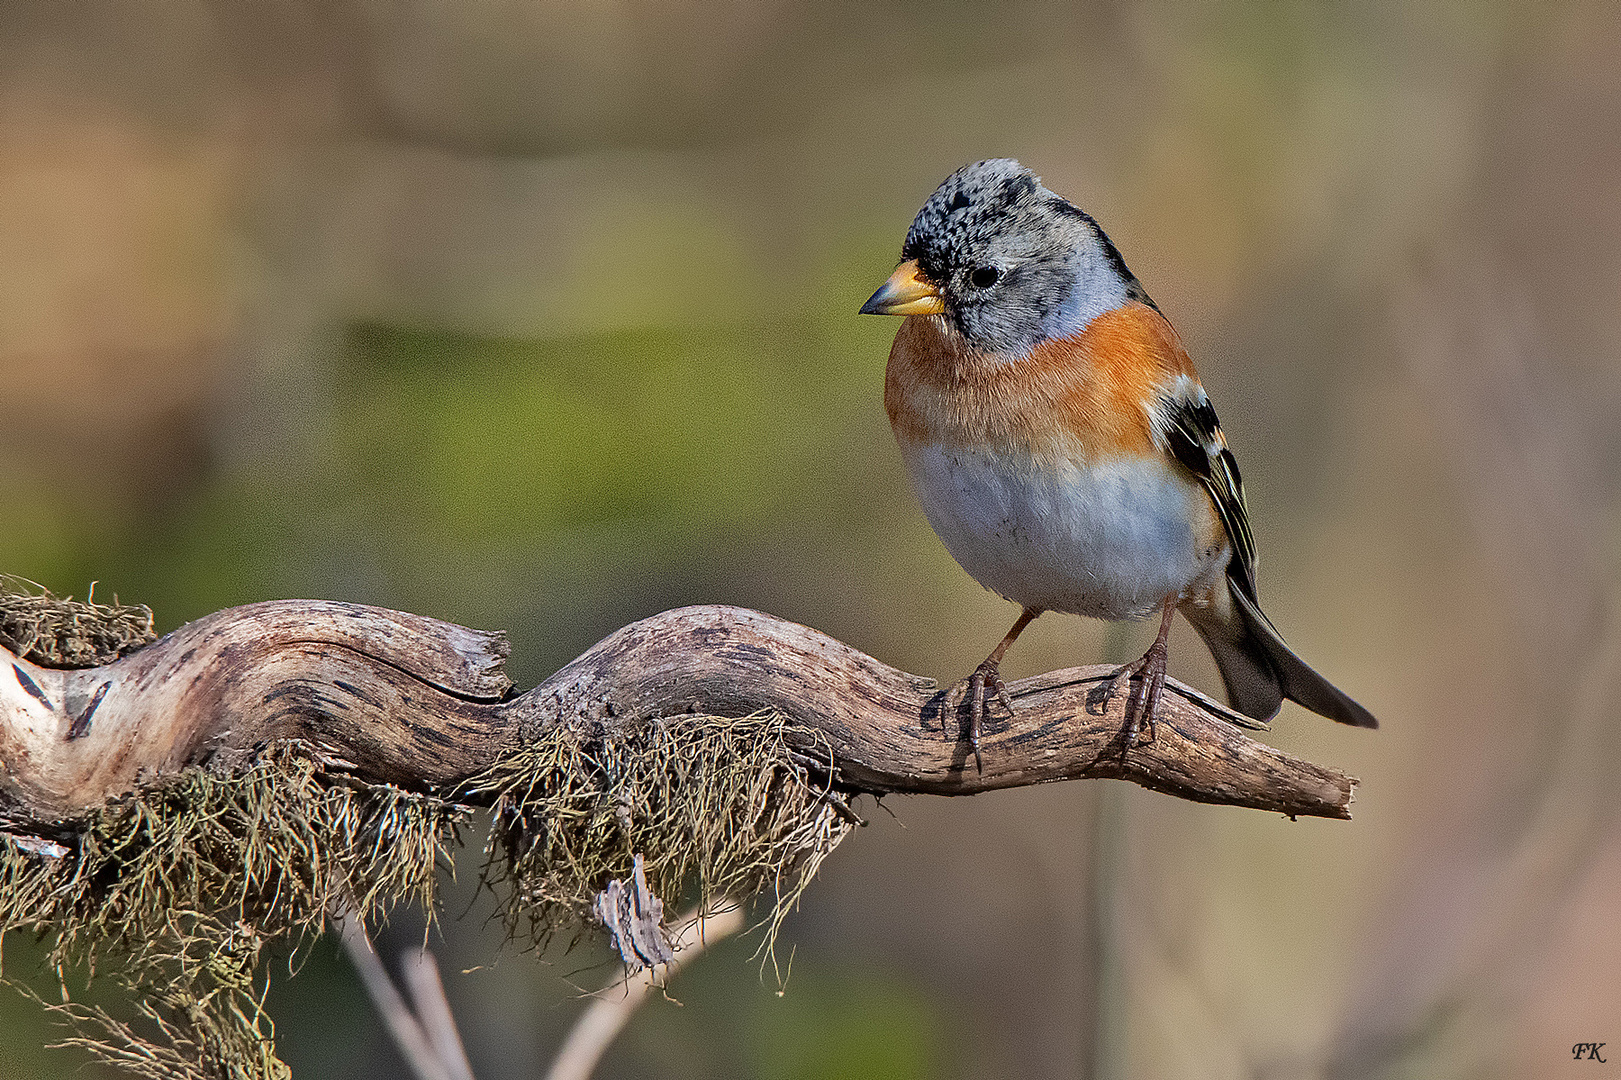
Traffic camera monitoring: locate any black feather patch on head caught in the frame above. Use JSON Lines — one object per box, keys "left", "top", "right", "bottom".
{"left": 900, "top": 159, "right": 1034, "bottom": 284}
{"left": 1002, "top": 172, "right": 1037, "bottom": 202}
{"left": 896, "top": 159, "right": 1157, "bottom": 351}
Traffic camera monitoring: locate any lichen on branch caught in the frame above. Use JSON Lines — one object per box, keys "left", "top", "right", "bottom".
{"left": 0, "top": 582, "right": 1359, "bottom": 1078}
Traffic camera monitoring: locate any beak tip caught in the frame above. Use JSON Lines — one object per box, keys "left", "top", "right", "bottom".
{"left": 859, "top": 259, "right": 945, "bottom": 317}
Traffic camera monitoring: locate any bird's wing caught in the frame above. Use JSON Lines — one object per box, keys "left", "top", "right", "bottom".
{"left": 1152, "top": 387, "right": 1259, "bottom": 603}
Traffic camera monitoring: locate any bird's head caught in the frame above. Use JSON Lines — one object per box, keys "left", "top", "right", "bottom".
{"left": 860, "top": 158, "right": 1148, "bottom": 354}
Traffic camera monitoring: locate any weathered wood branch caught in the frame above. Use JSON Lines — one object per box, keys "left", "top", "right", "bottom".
{"left": 0, "top": 601, "right": 1356, "bottom": 826}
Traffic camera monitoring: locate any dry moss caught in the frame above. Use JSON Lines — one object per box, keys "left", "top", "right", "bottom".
{"left": 0, "top": 587, "right": 859, "bottom": 1078}
{"left": 1, "top": 750, "right": 464, "bottom": 1079}
{"left": 473, "top": 711, "right": 856, "bottom": 962}
{"left": 0, "top": 576, "right": 157, "bottom": 668}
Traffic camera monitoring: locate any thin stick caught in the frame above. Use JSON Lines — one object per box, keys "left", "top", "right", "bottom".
{"left": 402, "top": 949, "right": 476, "bottom": 1080}
{"left": 337, "top": 912, "right": 462, "bottom": 1080}
{"left": 545, "top": 903, "right": 747, "bottom": 1080}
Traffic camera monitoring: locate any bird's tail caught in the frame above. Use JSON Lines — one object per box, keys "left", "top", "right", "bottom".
{"left": 1182, "top": 579, "right": 1378, "bottom": 728}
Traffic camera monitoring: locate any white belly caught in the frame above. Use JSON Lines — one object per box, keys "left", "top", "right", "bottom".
{"left": 902, "top": 442, "right": 1223, "bottom": 620}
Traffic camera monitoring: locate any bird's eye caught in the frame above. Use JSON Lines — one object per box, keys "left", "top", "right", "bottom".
{"left": 970, "top": 266, "right": 1000, "bottom": 289}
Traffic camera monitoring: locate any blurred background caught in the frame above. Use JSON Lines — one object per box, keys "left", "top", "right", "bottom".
{"left": 2, "top": 1, "right": 1619, "bottom": 1077}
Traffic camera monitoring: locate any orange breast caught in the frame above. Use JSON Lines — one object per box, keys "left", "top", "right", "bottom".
{"left": 884, "top": 301, "right": 1199, "bottom": 461}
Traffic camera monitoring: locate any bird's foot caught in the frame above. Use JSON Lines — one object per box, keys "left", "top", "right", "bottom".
{"left": 1099, "top": 638, "right": 1170, "bottom": 748}
{"left": 950, "top": 657, "right": 1013, "bottom": 771}
{"left": 939, "top": 607, "right": 1042, "bottom": 772}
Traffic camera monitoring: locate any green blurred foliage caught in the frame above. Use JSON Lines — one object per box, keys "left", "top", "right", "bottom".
{"left": 746, "top": 970, "right": 945, "bottom": 1080}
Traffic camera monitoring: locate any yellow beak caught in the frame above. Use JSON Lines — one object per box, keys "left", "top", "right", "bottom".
{"left": 859, "top": 259, "right": 946, "bottom": 316}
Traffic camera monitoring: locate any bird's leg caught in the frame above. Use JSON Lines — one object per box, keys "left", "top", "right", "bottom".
{"left": 1100, "top": 598, "right": 1177, "bottom": 745}
{"left": 961, "top": 606, "right": 1043, "bottom": 768}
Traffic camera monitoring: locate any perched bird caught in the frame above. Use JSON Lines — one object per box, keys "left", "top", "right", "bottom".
{"left": 860, "top": 158, "right": 1376, "bottom": 754}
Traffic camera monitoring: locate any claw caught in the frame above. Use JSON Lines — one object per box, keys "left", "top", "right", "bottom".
{"left": 990, "top": 671, "right": 1014, "bottom": 715}
{"left": 942, "top": 607, "right": 1044, "bottom": 773}
{"left": 963, "top": 658, "right": 1014, "bottom": 771}
{"left": 1105, "top": 599, "right": 1177, "bottom": 749}
{"left": 1101, "top": 656, "right": 1154, "bottom": 745}
{"left": 964, "top": 664, "right": 987, "bottom": 771}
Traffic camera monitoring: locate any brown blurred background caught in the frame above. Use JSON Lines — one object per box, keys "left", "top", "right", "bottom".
{"left": 3, "top": 1, "right": 1619, "bottom": 1077}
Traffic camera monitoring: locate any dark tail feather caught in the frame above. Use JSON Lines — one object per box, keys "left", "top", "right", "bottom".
{"left": 1184, "top": 582, "right": 1378, "bottom": 729}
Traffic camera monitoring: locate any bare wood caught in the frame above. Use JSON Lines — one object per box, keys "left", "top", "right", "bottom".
{"left": 0, "top": 601, "right": 1356, "bottom": 825}
{"left": 1, "top": 600, "right": 516, "bottom": 820}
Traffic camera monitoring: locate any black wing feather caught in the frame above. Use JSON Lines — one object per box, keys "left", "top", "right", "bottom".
{"left": 1158, "top": 394, "right": 1259, "bottom": 603}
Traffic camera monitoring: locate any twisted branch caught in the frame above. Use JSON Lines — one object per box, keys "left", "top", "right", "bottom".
{"left": 0, "top": 600, "right": 1356, "bottom": 826}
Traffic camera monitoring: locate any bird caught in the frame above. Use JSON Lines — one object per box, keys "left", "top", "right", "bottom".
{"left": 859, "top": 158, "right": 1376, "bottom": 758}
